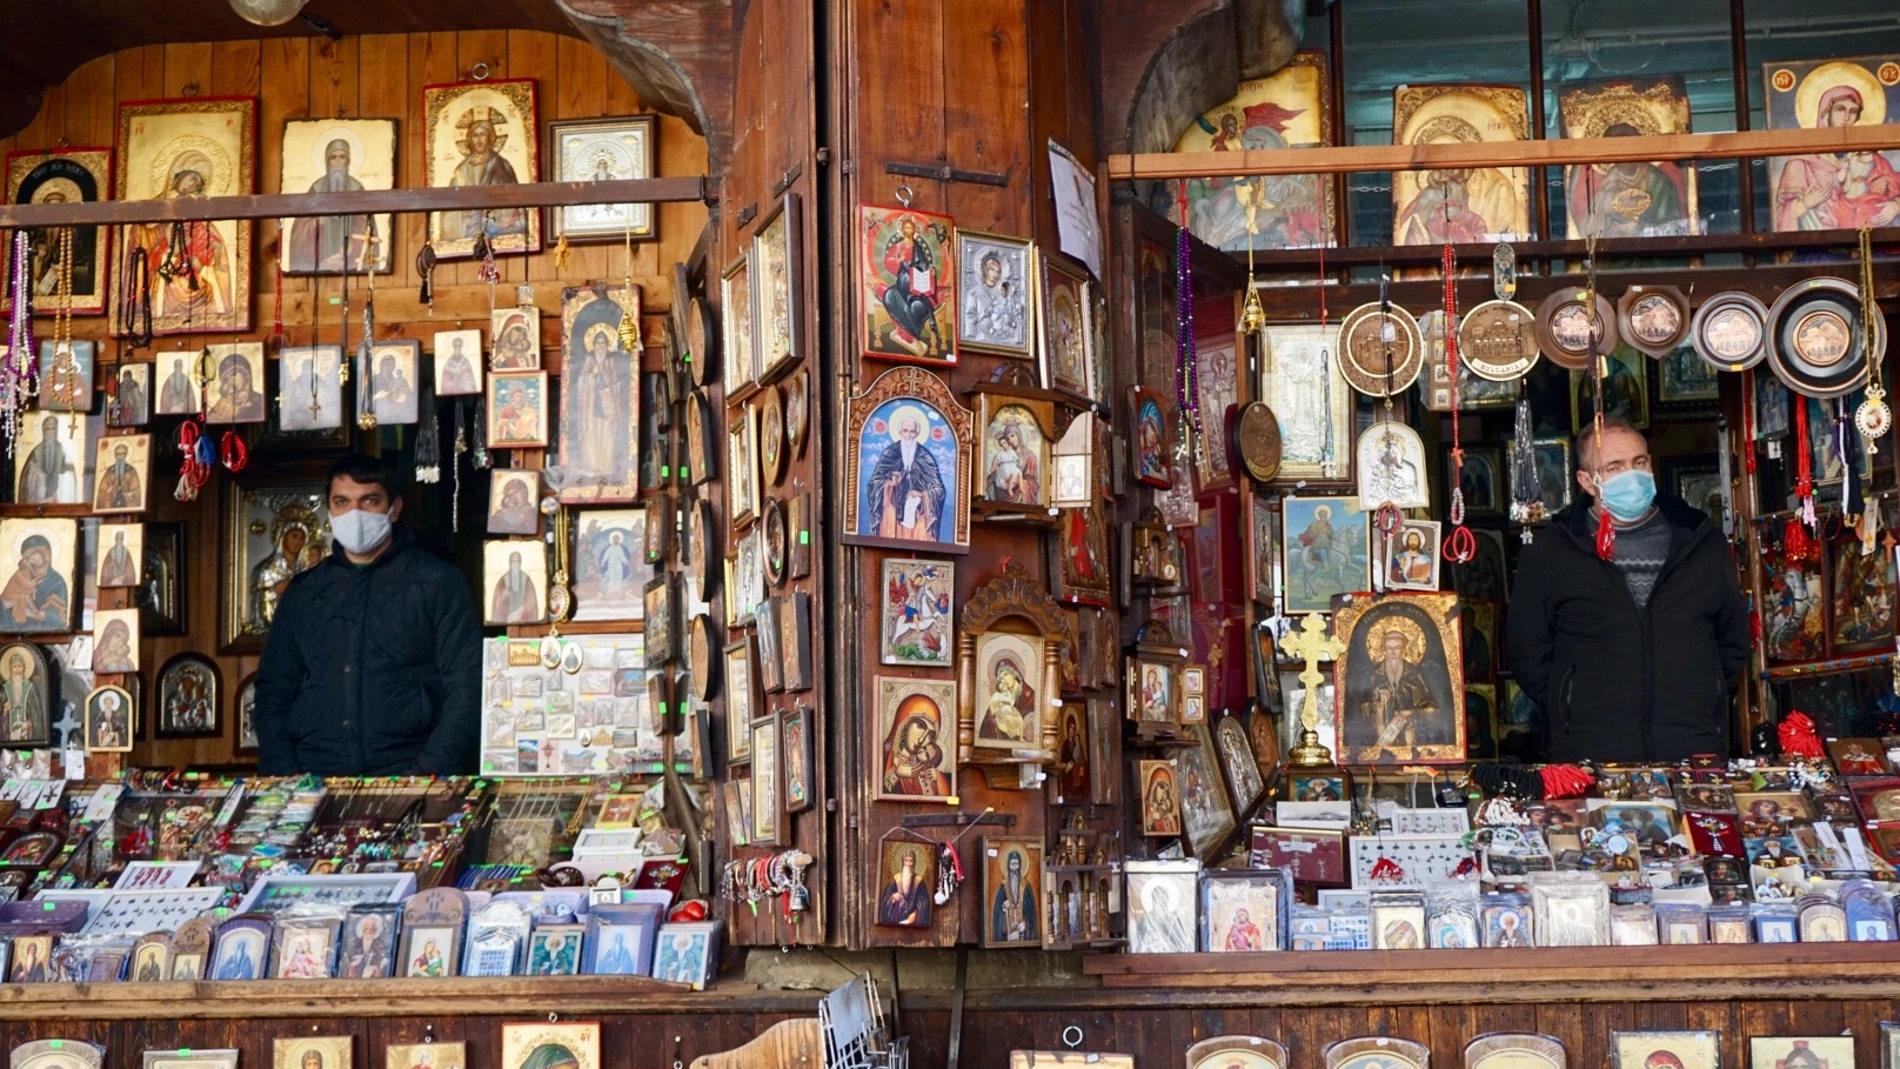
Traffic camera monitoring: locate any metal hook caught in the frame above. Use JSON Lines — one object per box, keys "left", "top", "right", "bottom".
{"left": 893, "top": 183, "right": 915, "bottom": 208}
{"left": 470, "top": 62, "right": 492, "bottom": 82}
{"left": 1061, "top": 1026, "right": 1083, "bottom": 1050}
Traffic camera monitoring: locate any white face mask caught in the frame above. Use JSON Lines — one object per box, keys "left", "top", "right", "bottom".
{"left": 329, "top": 506, "right": 395, "bottom": 555}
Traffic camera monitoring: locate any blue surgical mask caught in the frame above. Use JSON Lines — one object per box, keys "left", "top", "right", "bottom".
{"left": 329, "top": 507, "right": 394, "bottom": 555}
{"left": 1595, "top": 469, "right": 1657, "bottom": 522}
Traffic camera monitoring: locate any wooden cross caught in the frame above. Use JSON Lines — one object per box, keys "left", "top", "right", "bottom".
{"left": 1279, "top": 613, "right": 1346, "bottom": 767}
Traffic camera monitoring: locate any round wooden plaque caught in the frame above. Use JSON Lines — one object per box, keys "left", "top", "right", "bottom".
{"left": 1767, "top": 277, "right": 1879, "bottom": 399}
{"left": 689, "top": 615, "right": 714, "bottom": 701}
{"left": 1690, "top": 291, "right": 1769, "bottom": 372}
{"left": 1616, "top": 284, "right": 1690, "bottom": 358}
{"left": 1534, "top": 287, "right": 1619, "bottom": 371}
{"left": 685, "top": 296, "right": 714, "bottom": 387}
{"left": 760, "top": 384, "right": 786, "bottom": 487}
{"left": 1456, "top": 299, "right": 1540, "bottom": 381}
{"left": 785, "top": 369, "right": 810, "bottom": 458}
{"left": 1337, "top": 301, "right": 1424, "bottom": 397}
{"left": 1234, "top": 401, "right": 1283, "bottom": 483}
{"left": 762, "top": 496, "right": 789, "bottom": 588}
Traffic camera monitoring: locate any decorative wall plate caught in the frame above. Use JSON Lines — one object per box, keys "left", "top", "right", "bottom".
{"left": 1690, "top": 291, "right": 1768, "bottom": 372}
{"left": 1235, "top": 401, "right": 1282, "bottom": 483}
{"left": 1464, "top": 1032, "right": 1567, "bottom": 1069}
{"left": 688, "top": 615, "right": 714, "bottom": 702}
{"left": 684, "top": 295, "right": 713, "bottom": 387}
{"left": 1186, "top": 1036, "right": 1288, "bottom": 1069}
{"left": 762, "top": 497, "right": 788, "bottom": 587}
{"left": 1535, "top": 287, "right": 1618, "bottom": 371}
{"left": 1767, "top": 277, "right": 1881, "bottom": 399}
{"left": 1616, "top": 284, "right": 1690, "bottom": 358}
{"left": 1457, "top": 299, "right": 1540, "bottom": 381}
{"left": 1322, "top": 1036, "right": 1428, "bottom": 1069}
{"left": 1338, "top": 301, "right": 1424, "bottom": 397}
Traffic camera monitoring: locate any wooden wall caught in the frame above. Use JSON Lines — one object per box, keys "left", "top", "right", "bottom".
{"left": 0, "top": 30, "right": 709, "bottom": 769}
{"left": 710, "top": 0, "right": 828, "bottom": 947}
{"left": 831, "top": 0, "right": 1104, "bottom": 949}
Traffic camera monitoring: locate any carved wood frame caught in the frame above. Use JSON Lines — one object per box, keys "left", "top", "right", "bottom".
{"left": 957, "top": 560, "right": 1069, "bottom": 764}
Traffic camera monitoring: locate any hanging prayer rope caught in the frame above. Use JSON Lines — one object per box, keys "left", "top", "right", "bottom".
{"left": 1, "top": 232, "right": 37, "bottom": 453}
{"left": 1174, "top": 184, "right": 1203, "bottom": 455}
{"left": 1585, "top": 233, "right": 1614, "bottom": 561}
{"left": 1442, "top": 243, "right": 1475, "bottom": 564}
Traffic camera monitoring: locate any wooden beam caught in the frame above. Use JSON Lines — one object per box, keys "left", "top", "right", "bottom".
{"left": 0, "top": 176, "right": 710, "bottom": 229}
{"left": 1109, "top": 125, "right": 1900, "bottom": 181}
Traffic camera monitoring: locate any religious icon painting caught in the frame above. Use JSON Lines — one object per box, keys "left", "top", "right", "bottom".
{"left": 683, "top": 390, "right": 716, "bottom": 487}
{"left": 1138, "top": 759, "right": 1183, "bottom": 837}
{"left": 976, "top": 395, "right": 1052, "bottom": 509}
{"left": 486, "top": 470, "right": 542, "bottom": 536}
{"left": 14, "top": 410, "right": 92, "bottom": 505}
{"left": 361, "top": 340, "right": 421, "bottom": 426}
{"left": 875, "top": 838, "right": 935, "bottom": 928}
{"left": 759, "top": 384, "right": 786, "bottom": 488}
{"left": 1280, "top": 495, "right": 1369, "bottom": 614}
{"left": 110, "top": 97, "right": 256, "bottom": 336}
{"left": 782, "top": 590, "right": 814, "bottom": 691}
{"left": 5, "top": 935, "right": 51, "bottom": 983}
{"left": 956, "top": 230, "right": 1032, "bottom": 358}
{"left": 724, "top": 638, "right": 759, "bottom": 764}
{"left": 92, "top": 607, "right": 140, "bottom": 672}
{"left": 433, "top": 329, "right": 484, "bottom": 397}
{"left": 272, "top": 1037, "right": 351, "bottom": 1069}
{"left": 786, "top": 369, "right": 810, "bottom": 458}
{"left": 91, "top": 433, "right": 151, "bottom": 514}
{"left": 489, "top": 306, "right": 541, "bottom": 371}
{"left": 1746, "top": 1037, "right": 1853, "bottom": 1069}
{"left": 754, "top": 193, "right": 801, "bottom": 381}
{"left": 484, "top": 540, "right": 549, "bottom": 626}
{"left": 1125, "top": 859, "right": 1199, "bottom": 955}
{"left": 1050, "top": 699, "right": 1091, "bottom": 803}
{"left": 106, "top": 362, "right": 151, "bottom": 428}
{"left": 1764, "top": 56, "right": 1900, "bottom": 232}
{"left": 84, "top": 684, "right": 134, "bottom": 752}
{"left": 4, "top": 146, "right": 112, "bottom": 316}
{"left": 548, "top": 115, "right": 656, "bottom": 242}
{"left": 721, "top": 253, "right": 757, "bottom": 394}
{"left": 1167, "top": 50, "right": 1332, "bottom": 251}
{"left": 1355, "top": 421, "right": 1431, "bottom": 510}
{"left": 1761, "top": 545, "right": 1826, "bottom": 665}
{"left": 1245, "top": 495, "right": 1277, "bottom": 605}
{"left": 271, "top": 917, "right": 340, "bottom": 979}
{"left": 1558, "top": 76, "right": 1697, "bottom": 238}
{"left": 152, "top": 351, "right": 203, "bottom": 417}
{"left": 1214, "top": 713, "right": 1267, "bottom": 820}
{"left": 782, "top": 704, "right": 814, "bottom": 812}
{"left": 1381, "top": 519, "right": 1441, "bottom": 593}
{"left": 1129, "top": 385, "right": 1172, "bottom": 489}
{"left": 1040, "top": 252, "right": 1092, "bottom": 395}
{"left": 750, "top": 717, "right": 780, "bottom": 845}
{"left": 572, "top": 508, "right": 651, "bottom": 622}
{"left": 729, "top": 405, "right": 759, "bottom": 527}
{"left": 1570, "top": 343, "right": 1650, "bottom": 432}
{"left": 275, "top": 345, "right": 344, "bottom": 432}
{"left": 1185, "top": 1038, "right": 1288, "bottom": 1069}
{"left": 1332, "top": 592, "right": 1465, "bottom": 765}
{"left": 155, "top": 652, "right": 219, "bottom": 738}
{"left": 423, "top": 79, "right": 540, "bottom": 258}
{"left": 15, "top": 1043, "right": 104, "bottom": 1069}
{"left": 223, "top": 483, "right": 328, "bottom": 648}
{"left": 1177, "top": 725, "right": 1237, "bottom": 861}
{"left": 1390, "top": 84, "right": 1531, "bottom": 245}
{"left": 0, "top": 517, "right": 76, "bottom": 634}
{"left": 874, "top": 676, "right": 956, "bottom": 801}
{"left": 859, "top": 203, "right": 956, "bottom": 365}
{"left": 980, "top": 835, "right": 1044, "bottom": 948}
{"left": 37, "top": 340, "right": 93, "bottom": 412}
{"left": 556, "top": 284, "right": 641, "bottom": 503}
{"left": 1201, "top": 871, "right": 1284, "bottom": 953}
{"left": 843, "top": 365, "right": 974, "bottom": 554}
{"left": 279, "top": 118, "right": 395, "bottom": 273}
{"left": 1609, "top": 1031, "right": 1719, "bottom": 1069}
{"left": 487, "top": 371, "right": 550, "bottom": 448}
{"left": 198, "top": 342, "right": 267, "bottom": 425}
{"left": 500, "top": 1022, "right": 599, "bottom": 1069}
{"left": 973, "top": 629, "right": 1046, "bottom": 751}
{"left": 1830, "top": 534, "right": 1897, "bottom": 654}
{"left": 385, "top": 1045, "right": 465, "bottom": 1069}
{"left": 1053, "top": 505, "right": 1111, "bottom": 607}
{"left": 0, "top": 642, "right": 50, "bottom": 748}
{"left": 1258, "top": 324, "right": 1353, "bottom": 483}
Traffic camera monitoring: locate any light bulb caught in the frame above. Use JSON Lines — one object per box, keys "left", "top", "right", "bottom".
{"left": 228, "top": 0, "right": 309, "bottom": 27}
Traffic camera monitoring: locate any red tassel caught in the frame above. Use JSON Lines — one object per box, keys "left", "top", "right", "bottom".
{"left": 1777, "top": 711, "right": 1825, "bottom": 758}
{"left": 1594, "top": 508, "right": 1616, "bottom": 561}
{"left": 1783, "top": 516, "right": 1811, "bottom": 562}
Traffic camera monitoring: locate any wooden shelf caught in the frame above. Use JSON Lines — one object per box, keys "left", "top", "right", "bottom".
{"left": 0, "top": 975, "right": 824, "bottom": 1021}
{"left": 1082, "top": 942, "right": 1900, "bottom": 1006}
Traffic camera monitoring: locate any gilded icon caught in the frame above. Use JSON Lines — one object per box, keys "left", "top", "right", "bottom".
{"left": 1391, "top": 84, "right": 1531, "bottom": 244}
{"left": 111, "top": 97, "right": 256, "bottom": 335}
{"left": 547, "top": 115, "right": 656, "bottom": 242}
{"left": 1559, "top": 76, "right": 1697, "bottom": 238}
{"left": 557, "top": 284, "right": 641, "bottom": 503}
{"left": 859, "top": 204, "right": 956, "bottom": 365}
{"left": 1168, "top": 51, "right": 1333, "bottom": 251}
{"left": 272, "top": 1037, "right": 352, "bottom": 1069}
{"left": 980, "top": 836, "right": 1043, "bottom": 947}
{"left": 844, "top": 366, "right": 973, "bottom": 553}
{"left": 4, "top": 146, "right": 112, "bottom": 316}
{"left": 956, "top": 230, "right": 1032, "bottom": 358}
{"left": 879, "top": 558, "right": 954, "bottom": 667}
{"left": 875, "top": 675, "right": 956, "bottom": 801}
{"left": 875, "top": 839, "right": 935, "bottom": 927}
{"left": 84, "top": 683, "right": 134, "bottom": 752}
{"left": 424, "top": 79, "right": 540, "bottom": 257}
{"left": 0, "top": 517, "right": 76, "bottom": 633}
{"left": 224, "top": 483, "right": 330, "bottom": 648}
{"left": 91, "top": 433, "right": 151, "bottom": 514}
{"left": 1334, "top": 592, "right": 1465, "bottom": 765}
{"left": 1765, "top": 55, "right": 1900, "bottom": 231}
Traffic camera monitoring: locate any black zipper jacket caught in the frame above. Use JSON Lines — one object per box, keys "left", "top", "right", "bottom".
{"left": 1504, "top": 493, "right": 1752, "bottom": 763}
{"left": 254, "top": 527, "right": 482, "bottom": 775}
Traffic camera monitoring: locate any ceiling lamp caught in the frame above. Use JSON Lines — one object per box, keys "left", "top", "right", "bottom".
{"left": 228, "top": 0, "right": 309, "bottom": 27}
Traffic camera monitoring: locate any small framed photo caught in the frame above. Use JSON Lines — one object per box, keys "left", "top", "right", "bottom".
{"left": 1382, "top": 518, "right": 1441, "bottom": 592}
{"left": 385, "top": 1045, "right": 464, "bottom": 1069}
{"left": 1125, "top": 858, "right": 1200, "bottom": 954}
{"left": 653, "top": 921, "right": 720, "bottom": 988}
{"left": 271, "top": 917, "right": 340, "bottom": 979}
{"left": 272, "top": 1037, "right": 351, "bottom": 1069}
{"left": 107, "top": 362, "right": 152, "bottom": 428}
{"left": 528, "top": 924, "right": 584, "bottom": 976}
{"left": 487, "top": 371, "right": 550, "bottom": 448}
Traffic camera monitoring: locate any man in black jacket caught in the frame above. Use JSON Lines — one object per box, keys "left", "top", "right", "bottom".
{"left": 1506, "top": 418, "right": 1750, "bottom": 763}
{"left": 256, "top": 454, "right": 481, "bottom": 775}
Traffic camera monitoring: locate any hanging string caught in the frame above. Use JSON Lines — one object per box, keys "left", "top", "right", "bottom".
{"left": 451, "top": 399, "right": 469, "bottom": 532}
{"left": 1585, "top": 233, "right": 1614, "bottom": 561}
{"left": 416, "top": 238, "right": 437, "bottom": 313}
{"left": 1442, "top": 242, "right": 1475, "bottom": 564}
{"left": 2, "top": 232, "right": 37, "bottom": 454}
{"left": 1740, "top": 368, "right": 1757, "bottom": 475}
{"left": 268, "top": 259, "right": 286, "bottom": 356}
{"left": 416, "top": 376, "right": 441, "bottom": 484}
{"left": 117, "top": 246, "right": 154, "bottom": 350}
{"left": 1793, "top": 393, "right": 1816, "bottom": 529}
{"left": 1173, "top": 182, "right": 1203, "bottom": 458}
{"left": 356, "top": 219, "right": 379, "bottom": 430}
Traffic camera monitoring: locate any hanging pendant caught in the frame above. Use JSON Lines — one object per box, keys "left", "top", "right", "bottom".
{"left": 538, "top": 637, "right": 563, "bottom": 670}
{"left": 1857, "top": 385, "right": 1892, "bottom": 446}
{"left": 1491, "top": 243, "right": 1517, "bottom": 301}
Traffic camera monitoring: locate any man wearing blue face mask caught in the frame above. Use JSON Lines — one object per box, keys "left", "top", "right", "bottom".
{"left": 1506, "top": 417, "right": 1750, "bottom": 763}
{"left": 255, "top": 453, "right": 481, "bottom": 774}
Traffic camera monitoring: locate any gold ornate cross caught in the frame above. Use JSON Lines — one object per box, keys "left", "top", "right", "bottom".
{"left": 1279, "top": 613, "right": 1346, "bottom": 768}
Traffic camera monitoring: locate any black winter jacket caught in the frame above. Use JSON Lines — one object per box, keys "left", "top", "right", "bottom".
{"left": 255, "top": 527, "right": 482, "bottom": 775}
{"left": 1505, "top": 493, "right": 1751, "bottom": 763}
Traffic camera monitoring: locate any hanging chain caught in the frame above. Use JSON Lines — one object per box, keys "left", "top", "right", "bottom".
{"left": 1442, "top": 243, "right": 1475, "bottom": 563}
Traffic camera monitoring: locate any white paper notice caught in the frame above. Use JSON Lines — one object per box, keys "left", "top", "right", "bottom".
{"left": 1048, "top": 139, "right": 1102, "bottom": 280}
